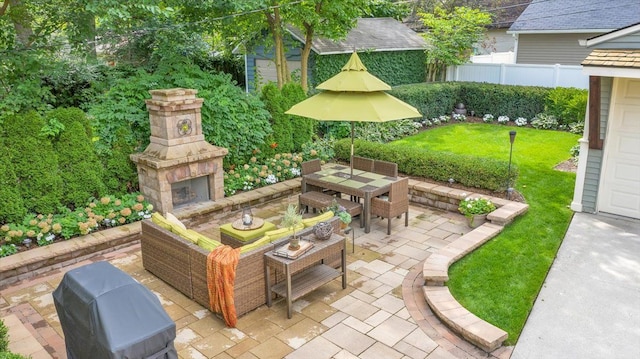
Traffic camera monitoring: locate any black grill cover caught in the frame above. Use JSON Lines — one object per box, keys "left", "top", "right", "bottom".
{"left": 53, "top": 261, "right": 177, "bottom": 359}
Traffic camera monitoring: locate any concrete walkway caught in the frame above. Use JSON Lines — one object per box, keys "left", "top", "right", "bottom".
{"left": 512, "top": 213, "right": 640, "bottom": 359}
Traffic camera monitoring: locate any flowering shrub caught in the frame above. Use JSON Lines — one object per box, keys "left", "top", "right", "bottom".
{"left": 458, "top": 197, "right": 496, "bottom": 217}
{"left": 497, "top": 116, "right": 510, "bottom": 124}
{"left": 515, "top": 117, "right": 528, "bottom": 126}
{"left": 568, "top": 121, "right": 584, "bottom": 134}
{"left": 224, "top": 152, "right": 304, "bottom": 196}
{"left": 0, "top": 193, "right": 152, "bottom": 253}
{"left": 452, "top": 113, "right": 466, "bottom": 122}
{"left": 482, "top": 114, "right": 494, "bottom": 123}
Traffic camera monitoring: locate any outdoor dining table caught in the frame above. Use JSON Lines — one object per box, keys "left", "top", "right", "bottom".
{"left": 301, "top": 163, "right": 400, "bottom": 233}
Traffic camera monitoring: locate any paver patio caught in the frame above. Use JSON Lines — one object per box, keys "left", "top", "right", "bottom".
{"left": 0, "top": 197, "right": 514, "bottom": 359}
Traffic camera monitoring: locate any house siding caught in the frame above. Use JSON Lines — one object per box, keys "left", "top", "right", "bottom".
{"left": 581, "top": 76, "right": 612, "bottom": 212}
{"left": 516, "top": 33, "right": 600, "bottom": 65}
{"left": 596, "top": 33, "right": 640, "bottom": 49}
{"left": 245, "top": 42, "right": 305, "bottom": 93}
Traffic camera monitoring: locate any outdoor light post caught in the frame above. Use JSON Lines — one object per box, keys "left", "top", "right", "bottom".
{"left": 507, "top": 130, "right": 517, "bottom": 199}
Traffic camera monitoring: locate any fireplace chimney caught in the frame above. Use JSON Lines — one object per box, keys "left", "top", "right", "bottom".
{"left": 130, "top": 88, "right": 228, "bottom": 215}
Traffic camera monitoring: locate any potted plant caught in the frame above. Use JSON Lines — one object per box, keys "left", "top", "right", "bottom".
{"left": 326, "top": 199, "right": 352, "bottom": 229}
{"left": 458, "top": 197, "right": 496, "bottom": 228}
{"left": 281, "top": 204, "right": 303, "bottom": 250}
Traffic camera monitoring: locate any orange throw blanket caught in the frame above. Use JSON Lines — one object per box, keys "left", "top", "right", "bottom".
{"left": 206, "top": 245, "right": 241, "bottom": 327}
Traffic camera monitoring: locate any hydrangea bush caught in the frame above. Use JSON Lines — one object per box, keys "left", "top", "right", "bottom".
{"left": 482, "top": 114, "right": 494, "bottom": 122}
{"left": 497, "top": 115, "right": 510, "bottom": 124}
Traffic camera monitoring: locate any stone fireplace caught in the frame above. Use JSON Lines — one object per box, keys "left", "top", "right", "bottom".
{"left": 130, "top": 88, "right": 228, "bottom": 215}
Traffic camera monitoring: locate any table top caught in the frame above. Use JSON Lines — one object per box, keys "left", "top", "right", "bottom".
{"left": 264, "top": 233, "right": 345, "bottom": 269}
{"left": 303, "top": 164, "right": 398, "bottom": 196}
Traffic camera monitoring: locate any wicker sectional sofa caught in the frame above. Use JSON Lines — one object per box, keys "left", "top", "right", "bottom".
{"left": 140, "top": 215, "right": 341, "bottom": 317}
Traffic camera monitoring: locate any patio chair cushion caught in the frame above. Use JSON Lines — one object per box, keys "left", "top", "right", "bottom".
{"left": 302, "top": 211, "right": 334, "bottom": 227}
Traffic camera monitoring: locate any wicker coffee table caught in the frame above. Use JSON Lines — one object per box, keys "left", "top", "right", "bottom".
{"left": 264, "top": 233, "right": 346, "bottom": 318}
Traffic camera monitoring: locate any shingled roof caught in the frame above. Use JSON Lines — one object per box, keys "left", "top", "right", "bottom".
{"left": 286, "top": 17, "right": 427, "bottom": 55}
{"left": 582, "top": 49, "right": 640, "bottom": 69}
{"left": 509, "top": 0, "right": 640, "bottom": 33}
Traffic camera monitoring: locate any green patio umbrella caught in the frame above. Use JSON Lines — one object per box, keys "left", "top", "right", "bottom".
{"left": 285, "top": 51, "right": 421, "bottom": 176}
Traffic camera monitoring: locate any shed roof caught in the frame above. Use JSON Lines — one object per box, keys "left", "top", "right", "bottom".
{"left": 582, "top": 49, "right": 640, "bottom": 69}
{"left": 509, "top": 0, "right": 640, "bottom": 33}
{"left": 287, "top": 17, "right": 427, "bottom": 55}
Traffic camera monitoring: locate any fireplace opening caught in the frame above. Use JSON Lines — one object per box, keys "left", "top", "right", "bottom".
{"left": 171, "top": 176, "right": 210, "bottom": 208}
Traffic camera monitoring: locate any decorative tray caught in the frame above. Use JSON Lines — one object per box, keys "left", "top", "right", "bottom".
{"left": 231, "top": 217, "right": 264, "bottom": 231}
{"left": 273, "top": 240, "right": 314, "bottom": 259}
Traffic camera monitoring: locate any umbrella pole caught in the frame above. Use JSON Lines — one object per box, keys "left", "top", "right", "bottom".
{"left": 350, "top": 122, "right": 355, "bottom": 178}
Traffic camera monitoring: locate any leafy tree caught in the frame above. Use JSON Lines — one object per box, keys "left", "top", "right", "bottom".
{"left": 287, "top": 0, "right": 363, "bottom": 92}
{"left": 419, "top": 6, "right": 492, "bottom": 81}
{"left": 260, "top": 82, "right": 311, "bottom": 155}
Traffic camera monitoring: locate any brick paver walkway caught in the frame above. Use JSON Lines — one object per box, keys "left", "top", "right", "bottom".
{"left": 1, "top": 199, "right": 513, "bottom": 358}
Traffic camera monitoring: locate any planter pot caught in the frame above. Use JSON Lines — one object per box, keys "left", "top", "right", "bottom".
{"left": 467, "top": 214, "right": 488, "bottom": 228}
{"left": 288, "top": 236, "right": 300, "bottom": 251}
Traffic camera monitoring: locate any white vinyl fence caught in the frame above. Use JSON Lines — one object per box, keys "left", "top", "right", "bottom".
{"left": 446, "top": 63, "right": 588, "bottom": 89}
{"left": 470, "top": 51, "right": 515, "bottom": 64}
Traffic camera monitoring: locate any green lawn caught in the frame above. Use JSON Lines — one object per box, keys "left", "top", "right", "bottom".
{"left": 393, "top": 123, "right": 580, "bottom": 344}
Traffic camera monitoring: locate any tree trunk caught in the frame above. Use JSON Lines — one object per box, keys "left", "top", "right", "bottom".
{"left": 9, "top": 0, "right": 34, "bottom": 47}
{"left": 266, "top": 7, "right": 287, "bottom": 88}
{"left": 300, "top": 23, "right": 313, "bottom": 93}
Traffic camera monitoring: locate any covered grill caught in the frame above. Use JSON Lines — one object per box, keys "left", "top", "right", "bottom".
{"left": 53, "top": 261, "right": 177, "bottom": 359}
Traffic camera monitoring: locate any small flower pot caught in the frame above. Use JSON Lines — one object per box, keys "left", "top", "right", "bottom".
{"left": 288, "top": 236, "right": 300, "bottom": 251}
{"left": 467, "top": 214, "right": 488, "bottom": 228}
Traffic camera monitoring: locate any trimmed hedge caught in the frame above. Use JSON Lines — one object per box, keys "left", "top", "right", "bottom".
{"left": 334, "top": 139, "right": 518, "bottom": 192}
{"left": 390, "top": 82, "right": 551, "bottom": 120}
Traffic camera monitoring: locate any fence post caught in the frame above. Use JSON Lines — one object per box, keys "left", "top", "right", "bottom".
{"left": 500, "top": 63, "right": 507, "bottom": 85}
{"left": 553, "top": 64, "right": 561, "bottom": 87}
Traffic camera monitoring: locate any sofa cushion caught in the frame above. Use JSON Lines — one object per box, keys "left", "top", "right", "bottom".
{"left": 240, "top": 235, "right": 272, "bottom": 253}
{"left": 151, "top": 212, "right": 174, "bottom": 231}
{"left": 265, "top": 224, "right": 304, "bottom": 240}
{"left": 165, "top": 212, "right": 186, "bottom": 230}
{"left": 302, "top": 211, "right": 334, "bottom": 227}
{"left": 197, "top": 234, "right": 222, "bottom": 251}
{"left": 219, "top": 221, "right": 277, "bottom": 243}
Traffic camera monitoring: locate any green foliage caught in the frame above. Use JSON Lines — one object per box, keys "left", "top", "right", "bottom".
{"left": 419, "top": 6, "right": 493, "bottom": 81}
{"left": 3, "top": 112, "right": 63, "bottom": 214}
{"left": 334, "top": 138, "right": 517, "bottom": 191}
{"left": 0, "top": 137, "right": 27, "bottom": 224}
{"left": 0, "top": 318, "right": 8, "bottom": 351}
{"left": 0, "top": 193, "right": 152, "bottom": 248}
{"left": 0, "top": 244, "right": 18, "bottom": 258}
{"left": 390, "top": 82, "right": 550, "bottom": 120}
{"left": 260, "top": 83, "right": 312, "bottom": 156}
{"left": 0, "top": 352, "right": 30, "bottom": 359}
{"left": 531, "top": 113, "right": 559, "bottom": 130}
{"left": 41, "top": 60, "right": 108, "bottom": 110}
{"left": 544, "top": 87, "right": 588, "bottom": 126}
{"left": 390, "top": 82, "right": 460, "bottom": 119}
{"left": 459, "top": 82, "right": 550, "bottom": 119}
{"left": 361, "top": 0, "right": 411, "bottom": 20}
{"left": 355, "top": 120, "right": 420, "bottom": 143}
{"left": 0, "top": 51, "right": 54, "bottom": 125}
{"left": 101, "top": 128, "right": 139, "bottom": 194}
{"left": 311, "top": 50, "right": 426, "bottom": 87}
{"left": 48, "top": 108, "right": 107, "bottom": 208}
{"left": 88, "top": 59, "right": 272, "bottom": 167}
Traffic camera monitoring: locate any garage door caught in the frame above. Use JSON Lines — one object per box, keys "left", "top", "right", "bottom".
{"left": 598, "top": 78, "right": 640, "bottom": 219}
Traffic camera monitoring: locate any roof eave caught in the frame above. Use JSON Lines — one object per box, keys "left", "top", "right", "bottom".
{"left": 582, "top": 23, "right": 640, "bottom": 48}
{"left": 582, "top": 65, "right": 640, "bottom": 79}
{"left": 507, "top": 29, "right": 614, "bottom": 35}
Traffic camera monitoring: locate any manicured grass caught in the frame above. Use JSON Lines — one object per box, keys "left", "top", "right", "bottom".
{"left": 394, "top": 123, "right": 580, "bottom": 345}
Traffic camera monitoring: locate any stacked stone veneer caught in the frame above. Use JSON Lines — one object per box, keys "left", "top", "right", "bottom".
{"left": 130, "top": 88, "right": 228, "bottom": 215}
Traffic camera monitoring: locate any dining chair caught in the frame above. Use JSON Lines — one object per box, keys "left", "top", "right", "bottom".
{"left": 373, "top": 160, "right": 398, "bottom": 178}
{"left": 301, "top": 159, "right": 340, "bottom": 199}
{"left": 370, "top": 177, "right": 409, "bottom": 235}
{"left": 352, "top": 156, "right": 374, "bottom": 172}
